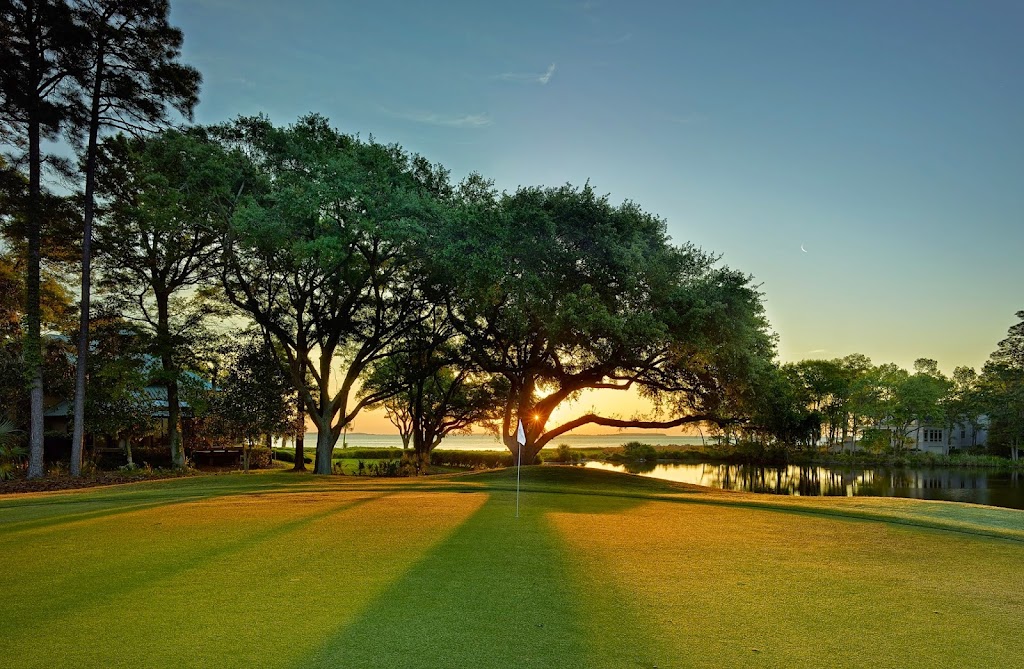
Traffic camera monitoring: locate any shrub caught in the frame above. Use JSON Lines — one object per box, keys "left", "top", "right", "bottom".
{"left": 272, "top": 448, "right": 313, "bottom": 464}
{"left": 366, "top": 460, "right": 401, "bottom": 477}
{"left": 430, "top": 450, "right": 513, "bottom": 469}
{"left": 131, "top": 445, "right": 174, "bottom": 469}
{"left": 621, "top": 441, "right": 658, "bottom": 462}
{"left": 245, "top": 447, "right": 272, "bottom": 470}
{"left": 400, "top": 451, "right": 430, "bottom": 476}
{"left": 0, "top": 420, "right": 25, "bottom": 480}
{"left": 551, "top": 443, "right": 583, "bottom": 464}
{"left": 333, "top": 447, "right": 405, "bottom": 460}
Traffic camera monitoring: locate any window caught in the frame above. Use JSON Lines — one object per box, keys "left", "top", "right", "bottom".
{"left": 923, "top": 429, "right": 943, "bottom": 443}
{"left": 961, "top": 429, "right": 966, "bottom": 440}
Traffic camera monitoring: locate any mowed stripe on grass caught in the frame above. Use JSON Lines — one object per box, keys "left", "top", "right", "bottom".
{"left": 551, "top": 500, "right": 1024, "bottom": 669}
{"left": 3, "top": 485, "right": 485, "bottom": 668}
{"left": 2, "top": 467, "right": 1023, "bottom": 668}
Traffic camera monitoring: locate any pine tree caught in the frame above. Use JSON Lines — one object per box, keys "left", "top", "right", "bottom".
{"left": 68, "top": 0, "right": 200, "bottom": 475}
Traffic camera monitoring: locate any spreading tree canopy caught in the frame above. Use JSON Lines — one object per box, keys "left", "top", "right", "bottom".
{"left": 93, "top": 128, "right": 246, "bottom": 468}
{"left": 217, "top": 115, "right": 448, "bottom": 474}
{"left": 435, "top": 182, "right": 776, "bottom": 463}
{"left": 359, "top": 313, "right": 505, "bottom": 457}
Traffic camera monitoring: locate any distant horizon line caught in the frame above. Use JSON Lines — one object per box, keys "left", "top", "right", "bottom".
{"left": 310, "top": 431, "right": 683, "bottom": 437}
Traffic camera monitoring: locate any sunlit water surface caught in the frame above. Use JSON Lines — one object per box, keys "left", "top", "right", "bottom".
{"left": 586, "top": 461, "right": 1024, "bottom": 510}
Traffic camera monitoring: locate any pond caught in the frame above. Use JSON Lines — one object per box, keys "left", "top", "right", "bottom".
{"left": 585, "top": 461, "right": 1024, "bottom": 510}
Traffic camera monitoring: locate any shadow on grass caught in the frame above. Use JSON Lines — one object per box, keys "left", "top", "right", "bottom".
{"left": 0, "top": 494, "right": 385, "bottom": 641}
{"left": 293, "top": 487, "right": 657, "bottom": 669}
{"left": 0, "top": 474, "right": 310, "bottom": 534}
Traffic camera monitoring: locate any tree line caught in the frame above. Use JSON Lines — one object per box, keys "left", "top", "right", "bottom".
{"left": 736, "top": 332, "right": 1024, "bottom": 461}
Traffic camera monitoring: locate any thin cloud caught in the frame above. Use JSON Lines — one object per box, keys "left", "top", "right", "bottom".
{"left": 496, "top": 63, "right": 557, "bottom": 85}
{"left": 383, "top": 108, "right": 492, "bottom": 128}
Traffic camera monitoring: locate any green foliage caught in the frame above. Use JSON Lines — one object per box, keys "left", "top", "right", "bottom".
{"left": 429, "top": 450, "right": 514, "bottom": 470}
{"left": 80, "top": 315, "right": 153, "bottom": 442}
{"left": 744, "top": 362, "right": 822, "bottom": 447}
{"left": 435, "top": 181, "right": 775, "bottom": 462}
{"left": 361, "top": 336, "right": 505, "bottom": 456}
{"left": 272, "top": 448, "right": 312, "bottom": 465}
{"left": 979, "top": 311, "right": 1024, "bottom": 459}
{"left": 620, "top": 441, "right": 658, "bottom": 462}
{"left": 127, "top": 445, "right": 174, "bottom": 469}
{"left": 347, "top": 457, "right": 426, "bottom": 477}
{"left": 332, "top": 447, "right": 405, "bottom": 460}
{"left": 551, "top": 443, "right": 584, "bottom": 464}
{"left": 0, "top": 418, "right": 25, "bottom": 480}
{"left": 216, "top": 114, "right": 450, "bottom": 473}
{"left": 199, "top": 334, "right": 295, "bottom": 449}
{"left": 94, "top": 128, "right": 246, "bottom": 468}
{"left": 245, "top": 447, "right": 272, "bottom": 470}
{"left": 859, "top": 428, "right": 896, "bottom": 454}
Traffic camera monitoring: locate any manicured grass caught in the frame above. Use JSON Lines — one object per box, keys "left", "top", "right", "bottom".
{"left": 2, "top": 467, "right": 1023, "bottom": 668}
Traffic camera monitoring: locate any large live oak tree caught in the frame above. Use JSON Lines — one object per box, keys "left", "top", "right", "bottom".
{"left": 436, "top": 183, "right": 776, "bottom": 464}
{"left": 217, "top": 115, "right": 448, "bottom": 474}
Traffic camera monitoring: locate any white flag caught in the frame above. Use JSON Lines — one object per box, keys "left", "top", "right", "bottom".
{"left": 515, "top": 419, "right": 526, "bottom": 518}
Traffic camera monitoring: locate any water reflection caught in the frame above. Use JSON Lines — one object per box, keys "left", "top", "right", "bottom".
{"left": 585, "top": 462, "right": 1024, "bottom": 510}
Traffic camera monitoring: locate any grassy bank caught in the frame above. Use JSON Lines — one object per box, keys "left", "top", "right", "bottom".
{"left": 273, "top": 446, "right": 514, "bottom": 473}
{"left": 2, "top": 466, "right": 1022, "bottom": 668}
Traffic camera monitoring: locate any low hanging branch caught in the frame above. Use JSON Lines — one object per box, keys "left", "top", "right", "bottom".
{"left": 537, "top": 413, "right": 734, "bottom": 448}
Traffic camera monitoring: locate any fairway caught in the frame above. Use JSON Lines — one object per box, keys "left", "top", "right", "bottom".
{"left": 2, "top": 467, "right": 1023, "bottom": 669}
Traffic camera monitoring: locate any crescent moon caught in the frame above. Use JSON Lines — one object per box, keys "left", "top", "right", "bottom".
{"left": 800, "top": 243, "right": 808, "bottom": 253}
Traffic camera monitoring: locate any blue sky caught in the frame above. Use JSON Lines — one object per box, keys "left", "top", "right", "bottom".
{"left": 172, "top": 0, "right": 1023, "bottom": 375}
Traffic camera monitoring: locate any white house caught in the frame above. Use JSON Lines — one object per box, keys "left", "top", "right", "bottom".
{"left": 838, "top": 417, "right": 988, "bottom": 454}
{"left": 906, "top": 419, "right": 988, "bottom": 454}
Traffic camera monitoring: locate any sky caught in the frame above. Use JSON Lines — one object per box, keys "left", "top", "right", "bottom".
{"left": 169, "top": 0, "right": 1023, "bottom": 433}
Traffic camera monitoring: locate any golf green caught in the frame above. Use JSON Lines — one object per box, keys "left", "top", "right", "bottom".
{"left": 2, "top": 467, "right": 1022, "bottom": 668}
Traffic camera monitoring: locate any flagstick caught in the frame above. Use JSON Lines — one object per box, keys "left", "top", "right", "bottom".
{"left": 516, "top": 441, "right": 522, "bottom": 518}
{"left": 515, "top": 419, "right": 526, "bottom": 518}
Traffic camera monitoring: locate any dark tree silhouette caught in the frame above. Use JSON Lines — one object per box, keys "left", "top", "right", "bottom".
{"left": 68, "top": 0, "right": 200, "bottom": 475}
{"left": 0, "top": 0, "right": 83, "bottom": 477}
{"left": 93, "top": 129, "right": 245, "bottom": 469}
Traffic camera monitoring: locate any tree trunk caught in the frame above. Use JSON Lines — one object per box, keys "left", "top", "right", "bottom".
{"left": 841, "top": 413, "right": 849, "bottom": 453}
{"left": 71, "top": 70, "right": 104, "bottom": 477}
{"left": 505, "top": 434, "right": 542, "bottom": 465}
{"left": 167, "top": 375, "right": 183, "bottom": 469}
{"left": 313, "top": 427, "right": 336, "bottom": 475}
{"left": 26, "top": 116, "right": 45, "bottom": 479}
{"left": 121, "top": 438, "right": 133, "bottom": 466}
{"left": 157, "top": 294, "right": 184, "bottom": 469}
{"left": 292, "top": 391, "right": 306, "bottom": 471}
